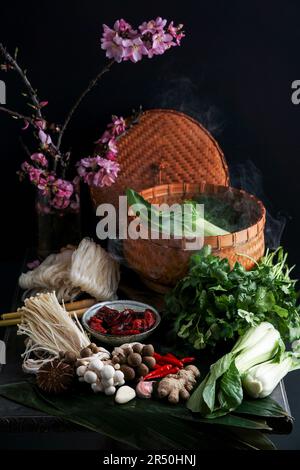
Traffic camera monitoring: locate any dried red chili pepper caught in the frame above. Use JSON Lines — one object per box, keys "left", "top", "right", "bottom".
{"left": 88, "top": 306, "right": 157, "bottom": 336}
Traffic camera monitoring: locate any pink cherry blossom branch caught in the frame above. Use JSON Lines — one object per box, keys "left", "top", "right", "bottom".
{"left": 0, "top": 43, "right": 42, "bottom": 119}
{"left": 57, "top": 58, "right": 115, "bottom": 150}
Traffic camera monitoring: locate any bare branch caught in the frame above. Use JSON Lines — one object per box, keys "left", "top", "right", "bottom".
{"left": 0, "top": 43, "right": 42, "bottom": 118}
{"left": 0, "top": 105, "right": 35, "bottom": 125}
{"left": 57, "top": 59, "right": 114, "bottom": 149}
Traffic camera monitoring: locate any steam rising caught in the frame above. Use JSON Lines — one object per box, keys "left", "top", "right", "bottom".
{"left": 150, "top": 77, "right": 225, "bottom": 137}
{"left": 106, "top": 78, "right": 286, "bottom": 260}
{"left": 230, "top": 160, "right": 287, "bottom": 249}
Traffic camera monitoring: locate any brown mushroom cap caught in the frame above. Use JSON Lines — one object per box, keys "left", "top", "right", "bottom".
{"left": 136, "top": 363, "right": 149, "bottom": 377}
{"left": 127, "top": 353, "right": 142, "bottom": 367}
{"left": 142, "top": 345, "right": 154, "bottom": 357}
{"left": 132, "top": 343, "right": 143, "bottom": 354}
{"left": 64, "top": 351, "right": 78, "bottom": 364}
{"left": 143, "top": 356, "right": 156, "bottom": 369}
{"left": 120, "top": 365, "right": 135, "bottom": 381}
{"left": 80, "top": 347, "right": 92, "bottom": 358}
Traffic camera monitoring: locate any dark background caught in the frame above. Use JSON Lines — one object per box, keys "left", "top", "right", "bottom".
{"left": 0, "top": 0, "right": 300, "bottom": 449}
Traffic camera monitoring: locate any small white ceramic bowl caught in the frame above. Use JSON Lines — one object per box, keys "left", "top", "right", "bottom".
{"left": 81, "top": 300, "right": 161, "bottom": 346}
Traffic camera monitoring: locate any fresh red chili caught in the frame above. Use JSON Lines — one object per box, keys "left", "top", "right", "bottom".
{"left": 154, "top": 352, "right": 183, "bottom": 368}
{"left": 143, "top": 364, "right": 173, "bottom": 380}
{"left": 181, "top": 357, "right": 196, "bottom": 364}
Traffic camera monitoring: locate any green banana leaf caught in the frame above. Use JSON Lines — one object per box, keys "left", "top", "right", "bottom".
{"left": 235, "top": 396, "right": 291, "bottom": 418}
{"left": 0, "top": 380, "right": 282, "bottom": 450}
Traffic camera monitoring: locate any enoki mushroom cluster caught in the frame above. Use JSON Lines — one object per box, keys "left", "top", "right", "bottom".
{"left": 18, "top": 291, "right": 90, "bottom": 371}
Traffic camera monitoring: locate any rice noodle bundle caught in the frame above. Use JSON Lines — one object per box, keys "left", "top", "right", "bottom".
{"left": 70, "top": 238, "right": 120, "bottom": 301}
{"left": 18, "top": 292, "right": 90, "bottom": 372}
{"left": 18, "top": 238, "right": 120, "bottom": 302}
{"left": 19, "top": 247, "right": 80, "bottom": 302}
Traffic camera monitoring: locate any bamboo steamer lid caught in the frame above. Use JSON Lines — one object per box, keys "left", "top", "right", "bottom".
{"left": 90, "top": 108, "right": 229, "bottom": 208}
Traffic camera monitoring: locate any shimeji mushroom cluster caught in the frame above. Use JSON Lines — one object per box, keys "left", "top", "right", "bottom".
{"left": 76, "top": 348, "right": 125, "bottom": 395}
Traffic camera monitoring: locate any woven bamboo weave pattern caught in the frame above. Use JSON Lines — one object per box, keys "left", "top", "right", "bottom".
{"left": 90, "top": 109, "right": 229, "bottom": 208}
{"left": 123, "top": 183, "right": 266, "bottom": 293}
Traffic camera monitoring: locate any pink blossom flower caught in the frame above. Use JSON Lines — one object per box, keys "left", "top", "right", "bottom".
{"left": 96, "top": 129, "right": 112, "bottom": 144}
{"left": 95, "top": 155, "right": 119, "bottom": 171}
{"left": 106, "top": 151, "right": 117, "bottom": 161}
{"left": 27, "top": 259, "right": 40, "bottom": 270}
{"left": 53, "top": 178, "right": 74, "bottom": 199}
{"left": 109, "top": 115, "right": 126, "bottom": 135}
{"left": 21, "top": 161, "right": 31, "bottom": 173}
{"left": 101, "top": 18, "right": 184, "bottom": 63}
{"left": 113, "top": 19, "right": 135, "bottom": 34}
{"left": 22, "top": 120, "right": 30, "bottom": 130}
{"left": 149, "top": 31, "right": 174, "bottom": 56}
{"left": 51, "top": 195, "right": 70, "bottom": 210}
{"left": 101, "top": 26, "right": 125, "bottom": 63}
{"left": 30, "top": 152, "right": 48, "bottom": 167}
{"left": 35, "top": 119, "right": 46, "bottom": 130}
{"left": 124, "top": 37, "right": 148, "bottom": 62}
{"left": 38, "top": 129, "right": 52, "bottom": 145}
{"left": 167, "top": 22, "right": 185, "bottom": 45}
{"left": 77, "top": 155, "right": 120, "bottom": 188}
{"left": 22, "top": 163, "right": 44, "bottom": 185}
{"left": 139, "top": 17, "right": 167, "bottom": 34}
{"left": 39, "top": 101, "right": 48, "bottom": 108}
{"left": 101, "top": 172, "right": 119, "bottom": 186}
{"left": 37, "top": 174, "right": 55, "bottom": 196}
{"left": 107, "top": 138, "right": 118, "bottom": 155}
{"left": 77, "top": 157, "right": 95, "bottom": 169}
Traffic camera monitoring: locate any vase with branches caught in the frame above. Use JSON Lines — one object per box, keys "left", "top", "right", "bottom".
{"left": 0, "top": 17, "right": 184, "bottom": 255}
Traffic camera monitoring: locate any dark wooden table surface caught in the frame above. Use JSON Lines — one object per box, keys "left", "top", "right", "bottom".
{"left": 0, "top": 260, "right": 298, "bottom": 450}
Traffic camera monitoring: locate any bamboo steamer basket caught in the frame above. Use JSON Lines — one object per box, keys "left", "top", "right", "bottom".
{"left": 90, "top": 109, "right": 229, "bottom": 208}
{"left": 123, "top": 183, "right": 266, "bottom": 293}
{"left": 89, "top": 108, "right": 265, "bottom": 293}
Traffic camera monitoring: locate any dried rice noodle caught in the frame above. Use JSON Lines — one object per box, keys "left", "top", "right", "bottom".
{"left": 19, "top": 248, "right": 80, "bottom": 302}
{"left": 70, "top": 238, "right": 120, "bottom": 300}
{"left": 18, "top": 239, "right": 120, "bottom": 302}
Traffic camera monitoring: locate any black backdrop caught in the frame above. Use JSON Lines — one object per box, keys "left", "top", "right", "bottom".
{"left": 1, "top": 0, "right": 300, "bottom": 266}
{"left": 1, "top": 0, "right": 300, "bottom": 450}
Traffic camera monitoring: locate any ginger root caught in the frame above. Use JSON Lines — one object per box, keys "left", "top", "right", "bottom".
{"left": 157, "top": 365, "right": 200, "bottom": 404}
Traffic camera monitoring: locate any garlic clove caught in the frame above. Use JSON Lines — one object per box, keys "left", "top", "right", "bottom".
{"left": 136, "top": 380, "right": 154, "bottom": 399}
{"left": 115, "top": 385, "right": 136, "bottom": 404}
